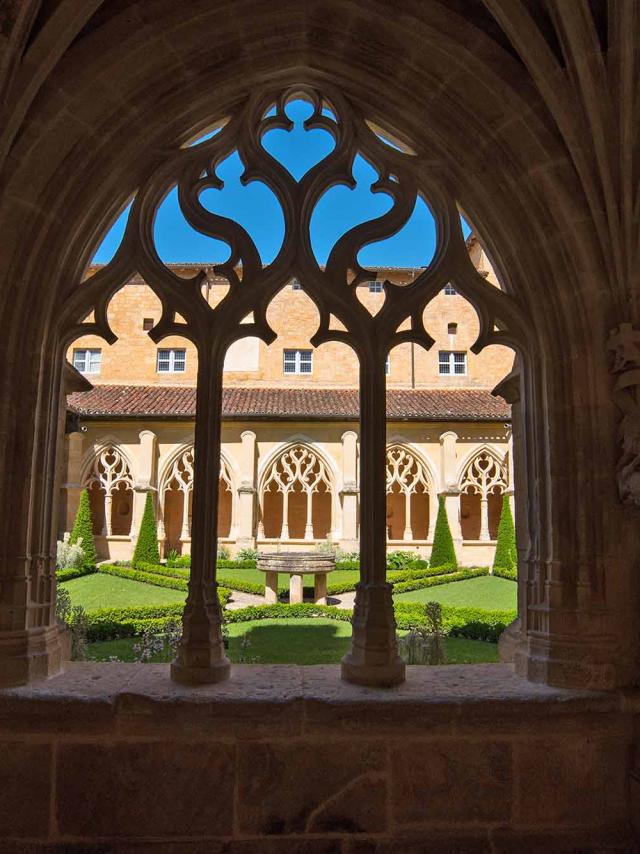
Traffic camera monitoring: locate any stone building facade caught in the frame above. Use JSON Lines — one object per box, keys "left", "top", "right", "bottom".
{"left": 64, "top": 247, "right": 514, "bottom": 564}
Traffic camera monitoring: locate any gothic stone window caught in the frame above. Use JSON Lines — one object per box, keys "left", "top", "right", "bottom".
{"left": 64, "top": 84, "right": 524, "bottom": 687}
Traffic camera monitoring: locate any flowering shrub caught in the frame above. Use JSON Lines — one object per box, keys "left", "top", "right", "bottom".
{"left": 56, "top": 532, "right": 85, "bottom": 570}
{"left": 55, "top": 587, "right": 89, "bottom": 660}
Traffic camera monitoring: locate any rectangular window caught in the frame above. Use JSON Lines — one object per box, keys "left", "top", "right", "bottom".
{"left": 283, "top": 349, "right": 313, "bottom": 375}
{"left": 444, "top": 283, "right": 457, "bottom": 295}
{"left": 369, "top": 280, "right": 383, "bottom": 293}
{"left": 143, "top": 317, "right": 154, "bottom": 331}
{"left": 447, "top": 322, "right": 458, "bottom": 335}
{"left": 439, "top": 350, "right": 467, "bottom": 375}
{"left": 291, "top": 278, "right": 302, "bottom": 290}
{"left": 157, "top": 348, "right": 186, "bottom": 373}
{"left": 385, "top": 354, "right": 390, "bottom": 375}
{"left": 72, "top": 348, "right": 102, "bottom": 374}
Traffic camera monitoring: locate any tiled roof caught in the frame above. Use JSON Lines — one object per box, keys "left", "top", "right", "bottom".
{"left": 68, "top": 385, "right": 510, "bottom": 422}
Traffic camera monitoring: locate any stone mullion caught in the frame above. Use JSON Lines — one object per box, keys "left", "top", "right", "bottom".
{"left": 180, "top": 487, "right": 191, "bottom": 541}
{"left": 280, "top": 489, "right": 290, "bottom": 540}
{"left": 171, "top": 340, "right": 230, "bottom": 685}
{"left": 304, "top": 488, "right": 314, "bottom": 540}
{"left": 403, "top": 490, "right": 413, "bottom": 541}
{"left": 479, "top": 493, "right": 490, "bottom": 541}
{"left": 341, "top": 351, "right": 404, "bottom": 687}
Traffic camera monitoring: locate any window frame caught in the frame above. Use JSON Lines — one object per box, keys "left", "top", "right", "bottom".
{"left": 283, "top": 348, "right": 313, "bottom": 375}
{"left": 72, "top": 347, "right": 102, "bottom": 375}
{"left": 438, "top": 350, "right": 467, "bottom": 375}
{"left": 443, "top": 282, "right": 457, "bottom": 295}
{"left": 157, "top": 347, "right": 187, "bottom": 373}
{"left": 368, "top": 280, "right": 383, "bottom": 293}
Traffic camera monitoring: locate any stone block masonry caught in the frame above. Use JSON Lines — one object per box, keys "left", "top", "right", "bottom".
{"left": 0, "top": 663, "right": 635, "bottom": 851}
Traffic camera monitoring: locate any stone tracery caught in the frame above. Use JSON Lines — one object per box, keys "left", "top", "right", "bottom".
{"left": 60, "top": 83, "right": 526, "bottom": 687}
{"left": 259, "top": 444, "right": 333, "bottom": 541}
{"left": 82, "top": 444, "right": 134, "bottom": 537}
{"left": 385, "top": 445, "right": 431, "bottom": 541}
{"left": 459, "top": 449, "right": 508, "bottom": 542}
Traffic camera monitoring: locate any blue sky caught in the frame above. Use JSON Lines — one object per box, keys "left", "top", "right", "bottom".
{"left": 94, "top": 100, "right": 462, "bottom": 268}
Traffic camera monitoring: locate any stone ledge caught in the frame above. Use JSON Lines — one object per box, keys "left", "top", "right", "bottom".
{"left": 0, "top": 662, "right": 626, "bottom": 739}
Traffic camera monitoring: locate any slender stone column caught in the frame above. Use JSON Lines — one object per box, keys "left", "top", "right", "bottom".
{"left": 280, "top": 490, "right": 290, "bottom": 540}
{"left": 180, "top": 488, "right": 191, "bottom": 540}
{"left": 236, "top": 430, "right": 257, "bottom": 549}
{"left": 103, "top": 493, "right": 112, "bottom": 536}
{"left": 171, "top": 343, "right": 230, "bottom": 684}
{"left": 403, "top": 491, "right": 413, "bottom": 541}
{"left": 264, "top": 571, "right": 278, "bottom": 604}
{"left": 304, "top": 490, "right": 314, "bottom": 539}
{"left": 340, "top": 430, "right": 359, "bottom": 550}
{"left": 341, "top": 352, "right": 404, "bottom": 686}
{"left": 439, "top": 430, "right": 462, "bottom": 555}
{"left": 479, "top": 496, "right": 490, "bottom": 541}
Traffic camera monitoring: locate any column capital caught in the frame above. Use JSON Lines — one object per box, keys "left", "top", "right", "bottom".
{"left": 133, "top": 481, "right": 156, "bottom": 493}
{"left": 439, "top": 430, "right": 459, "bottom": 444}
{"left": 240, "top": 429, "right": 257, "bottom": 441}
{"left": 138, "top": 429, "right": 157, "bottom": 441}
{"left": 341, "top": 479, "right": 359, "bottom": 496}
{"left": 238, "top": 483, "right": 255, "bottom": 495}
{"left": 341, "top": 429, "right": 358, "bottom": 442}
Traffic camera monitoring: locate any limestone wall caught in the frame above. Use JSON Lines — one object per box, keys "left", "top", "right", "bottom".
{"left": 0, "top": 663, "right": 633, "bottom": 850}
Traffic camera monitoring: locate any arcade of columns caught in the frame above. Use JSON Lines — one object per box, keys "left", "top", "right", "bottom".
{"left": 64, "top": 427, "right": 512, "bottom": 563}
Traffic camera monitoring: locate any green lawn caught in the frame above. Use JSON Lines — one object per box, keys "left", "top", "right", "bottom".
{"left": 85, "top": 618, "right": 499, "bottom": 665}
{"left": 60, "top": 573, "right": 185, "bottom": 609}
{"left": 394, "top": 575, "right": 516, "bottom": 609}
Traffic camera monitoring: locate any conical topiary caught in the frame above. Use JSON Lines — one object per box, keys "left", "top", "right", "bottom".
{"left": 430, "top": 496, "right": 458, "bottom": 568}
{"left": 69, "top": 489, "right": 98, "bottom": 568}
{"left": 492, "top": 494, "right": 517, "bottom": 576}
{"left": 132, "top": 491, "right": 160, "bottom": 566}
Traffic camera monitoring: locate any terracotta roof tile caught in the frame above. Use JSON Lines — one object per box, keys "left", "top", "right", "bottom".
{"left": 68, "top": 385, "right": 510, "bottom": 422}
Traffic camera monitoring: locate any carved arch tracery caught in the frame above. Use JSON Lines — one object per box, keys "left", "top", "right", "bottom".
{"left": 60, "top": 83, "right": 528, "bottom": 685}
{"left": 82, "top": 444, "right": 135, "bottom": 537}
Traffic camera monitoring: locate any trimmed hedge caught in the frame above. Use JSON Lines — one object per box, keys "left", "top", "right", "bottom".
{"left": 56, "top": 566, "right": 97, "bottom": 583}
{"left": 395, "top": 603, "right": 515, "bottom": 643}
{"left": 69, "top": 489, "right": 98, "bottom": 569}
{"left": 493, "top": 494, "right": 516, "bottom": 575}
{"left": 224, "top": 602, "right": 353, "bottom": 624}
{"left": 83, "top": 596, "right": 513, "bottom": 644}
{"left": 492, "top": 565, "right": 517, "bottom": 581}
{"left": 99, "top": 563, "right": 188, "bottom": 591}
{"left": 430, "top": 496, "right": 458, "bottom": 568}
{"left": 132, "top": 492, "right": 160, "bottom": 567}
{"left": 392, "top": 567, "right": 488, "bottom": 595}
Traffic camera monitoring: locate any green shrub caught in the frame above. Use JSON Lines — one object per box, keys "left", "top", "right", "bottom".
{"left": 492, "top": 564, "right": 517, "bottom": 581}
{"left": 493, "top": 494, "right": 517, "bottom": 576}
{"left": 218, "top": 543, "right": 231, "bottom": 560}
{"left": 430, "top": 496, "right": 458, "bottom": 569}
{"left": 132, "top": 492, "right": 160, "bottom": 567}
{"left": 56, "top": 565, "right": 96, "bottom": 583}
{"left": 236, "top": 547, "right": 259, "bottom": 562}
{"left": 386, "top": 550, "right": 421, "bottom": 570}
{"left": 394, "top": 602, "right": 516, "bottom": 643}
{"left": 100, "top": 563, "right": 187, "bottom": 590}
{"left": 166, "top": 554, "right": 191, "bottom": 568}
{"left": 392, "top": 567, "right": 488, "bottom": 595}
{"left": 84, "top": 593, "right": 230, "bottom": 642}
{"left": 69, "top": 489, "right": 98, "bottom": 569}
{"left": 217, "top": 559, "right": 257, "bottom": 569}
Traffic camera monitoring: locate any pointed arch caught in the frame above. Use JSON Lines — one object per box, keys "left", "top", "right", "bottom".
{"left": 257, "top": 441, "right": 336, "bottom": 542}
{"left": 385, "top": 443, "right": 435, "bottom": 543}
{"left": 457, "top": 445, "right": 508, "bottom": 541}
{"left": 158, "top": 443, "right": 238, "bottom": 552}
{"left": 80, "top": 440, "right": 135, "bottom": 537}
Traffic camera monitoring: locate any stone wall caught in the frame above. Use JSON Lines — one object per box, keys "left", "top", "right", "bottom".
{"left": 67, "top": 269, "right": 514, "bottom": 389}
{"left": 0, "top": 663, "right": 634, "bottom": 851}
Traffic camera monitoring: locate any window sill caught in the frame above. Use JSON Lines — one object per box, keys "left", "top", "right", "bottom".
{"left": 0, "top": 662, "right": 621, "bottom": 737}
